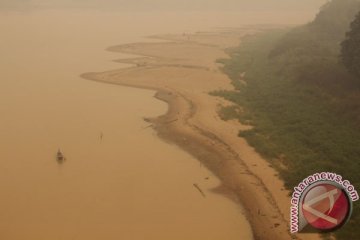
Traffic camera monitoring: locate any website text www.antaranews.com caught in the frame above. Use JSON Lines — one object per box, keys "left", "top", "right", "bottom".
{"left": 290, "top": 172, "right": 359, "bottom": 233}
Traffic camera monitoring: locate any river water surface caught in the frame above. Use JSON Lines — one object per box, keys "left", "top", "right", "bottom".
{"left": 0, "top": 10, "right": 253, "bottom": 240}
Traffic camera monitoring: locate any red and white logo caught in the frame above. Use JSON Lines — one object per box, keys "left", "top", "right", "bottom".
{"left": 301, "top": 183, "right": 351, "bottom": 231}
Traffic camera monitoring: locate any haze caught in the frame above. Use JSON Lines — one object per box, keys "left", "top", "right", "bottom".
{"left": 2, "top": 0, "right": 348, "bottom": 239}
{"left": 1, "top": 0, "right": 326, "bottom": 12}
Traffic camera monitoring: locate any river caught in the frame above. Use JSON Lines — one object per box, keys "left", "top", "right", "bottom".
{"left": 0, "top": 10, "right": 253, "bottom": 240}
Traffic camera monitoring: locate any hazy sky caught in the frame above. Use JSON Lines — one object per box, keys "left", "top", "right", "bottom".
{"left": 0, "top": 0, "right": 327, "bottom": 12}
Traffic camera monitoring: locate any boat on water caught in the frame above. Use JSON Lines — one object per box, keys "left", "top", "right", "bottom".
{"left": 56, "top": 149, "right": 65, "bottom": 161}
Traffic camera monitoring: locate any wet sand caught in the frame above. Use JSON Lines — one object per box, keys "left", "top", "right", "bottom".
{"left": 83, "top": 30, "right": 322, "bottom": 240}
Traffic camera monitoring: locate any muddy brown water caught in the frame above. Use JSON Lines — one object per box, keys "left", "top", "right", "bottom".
{"left": 0, "top": 10, "right": 253, "bottom": 240}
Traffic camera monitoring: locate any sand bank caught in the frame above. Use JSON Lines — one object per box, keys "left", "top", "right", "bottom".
{"left": 82, "top": 29, "right": 321, "bottom": 240}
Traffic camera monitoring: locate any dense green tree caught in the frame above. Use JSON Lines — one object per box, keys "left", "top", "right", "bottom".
{"left": 341, "top": 11, "right": 360, "bottom": 79}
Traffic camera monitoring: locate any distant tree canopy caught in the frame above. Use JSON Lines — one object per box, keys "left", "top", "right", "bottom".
{"left": 310, "top": 0, "right": 360, "bottom": 37}
{"left": 270, "top": 0, "right": 360, "bottom": 59}
{"left": 266, "top": 0, "right": 360, "bottom": 87}
{"left": 341, "top": 11, "right": 360, "bottom": 79}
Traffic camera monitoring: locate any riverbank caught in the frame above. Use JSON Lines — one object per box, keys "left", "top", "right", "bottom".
{"left": 82, "top": 28, "right": 320, "bottom": 240}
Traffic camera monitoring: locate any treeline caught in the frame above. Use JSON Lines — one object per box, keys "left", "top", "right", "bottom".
{"left": 213, "top": 0, "right": 360, "bottom": 239}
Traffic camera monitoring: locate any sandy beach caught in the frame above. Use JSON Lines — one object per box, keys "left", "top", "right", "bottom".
{"left": 82, "top": 29, "right": 321, "bottom": 240}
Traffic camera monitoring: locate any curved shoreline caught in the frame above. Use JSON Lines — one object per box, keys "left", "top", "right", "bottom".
{"left": 81, "top": 30, "right": 321, "bottom": 240}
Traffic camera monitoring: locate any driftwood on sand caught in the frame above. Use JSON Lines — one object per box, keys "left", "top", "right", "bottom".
{"left": 193, "top": 183, "right": 206, "bottom": 198}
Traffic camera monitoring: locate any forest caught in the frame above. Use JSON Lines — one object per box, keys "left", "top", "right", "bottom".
{"left": 213, "top": 0, "right": 360, "bottom": 238}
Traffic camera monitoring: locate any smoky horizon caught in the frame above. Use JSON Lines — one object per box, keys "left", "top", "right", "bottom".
{"left": 0, "top": 0, "right": 327, "bottom": 12}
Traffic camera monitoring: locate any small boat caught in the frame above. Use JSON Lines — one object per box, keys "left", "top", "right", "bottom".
{"left": 56, "top": 149, "right": 65, "bottom": 161}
